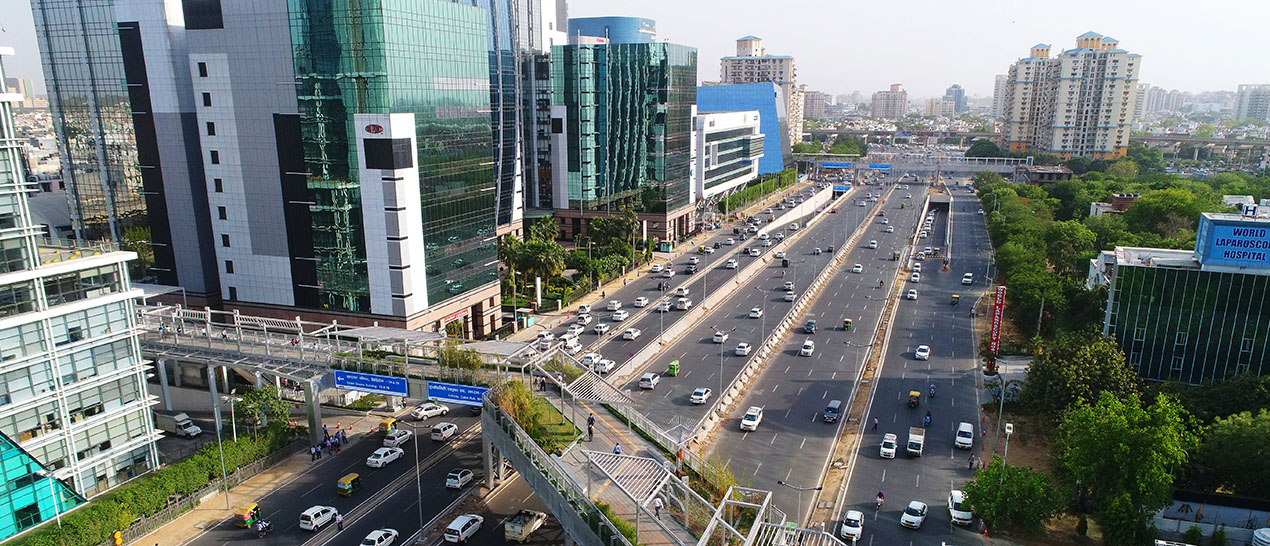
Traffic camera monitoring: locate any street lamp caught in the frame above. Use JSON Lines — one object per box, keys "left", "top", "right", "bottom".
{"left": 401, "top": 422, "right": 425, "bottom": 534}
{"left": 1000, "top": 423, "right": 1015, "bottom": 484}
{"left": 776, "top": 480, "right": 822, "bottom": 527}
{"left": 221, "top": 389, "right": 238, "bottom": 442}
{"left": 713, "top": 325, "right": 738, "bottom": 395}
{"left": 751, "top": 286, "right": 767, "bottom": 341}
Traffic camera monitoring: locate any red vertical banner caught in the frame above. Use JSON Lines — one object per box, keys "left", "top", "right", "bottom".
{"left": 986, "top": 286, "right": 1007, "bottom": 375}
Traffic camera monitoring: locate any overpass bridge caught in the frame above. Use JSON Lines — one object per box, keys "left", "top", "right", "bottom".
{"left": 806, "top": 127, "right": 1270, "bottom": 149}
{"left": 793, "top": 152, "right": 1029, "bottom": 177}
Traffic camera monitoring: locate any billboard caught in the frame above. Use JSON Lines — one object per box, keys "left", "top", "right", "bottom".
{"left": 833, "top": 185, "right": 851, "bottom": 192}
{"left": 426, "top": 381, "right": 489, "bottom": 407}
{"left": 1196, "top": 220, "right": 1270, "bottom": 268}
{"left": 867, "top": 164, "right": 892, "bottom": 170}
{"left": 333, "top": 370, "right": 408, "bottom": 397}
{"left": 986, "top": 286, "right": 1007, "bottom": 375}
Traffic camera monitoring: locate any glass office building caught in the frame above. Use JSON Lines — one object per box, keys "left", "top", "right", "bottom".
{"left": 0, "top": 431, "right": 85, "bottom": 541}
{"left": 567, "top": 16, "right": 656, "bottom": 44}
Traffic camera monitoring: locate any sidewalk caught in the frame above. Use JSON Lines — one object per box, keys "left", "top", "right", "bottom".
{"left": 137, "top": 412, "right": 397, "bottom": 546}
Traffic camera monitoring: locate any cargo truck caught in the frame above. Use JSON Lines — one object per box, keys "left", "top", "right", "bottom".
{"left": 504, "top": 510, "right": 547, "bottom": 543}
{"left": 154, "top": 410, "right": 203, "bottom": 438}
{"left": 906, "top": 427, "right": 925, "bottom": 457}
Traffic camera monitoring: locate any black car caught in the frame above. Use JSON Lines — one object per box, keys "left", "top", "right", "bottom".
{"left": 686, "top": 265, "right": 699, "bottom": 274}
{"left": 804, "top": 320, "right": 817, "bottom": 334}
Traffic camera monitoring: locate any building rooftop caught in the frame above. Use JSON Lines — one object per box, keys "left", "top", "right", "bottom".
{"left": 721, "top": 55, "right": 793, "bottom": 60}
{"left": 1078, "top": 31, "right": 1104, "bottom": 38}
{"left": 1032, "top": 43, "right": 1051, "bottom": 49}
{"left": 1115, "top": 246, "right": 1199, "bottom": 270}
{"left": 737, "top": 35, "right": 762, "bottom": 41}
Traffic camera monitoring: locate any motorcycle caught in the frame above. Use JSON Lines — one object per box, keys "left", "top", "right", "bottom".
{"left": 256, "top": 521, "right": 274, "bottom": 539}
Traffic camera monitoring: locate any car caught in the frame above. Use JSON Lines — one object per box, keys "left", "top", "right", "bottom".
{"left": 639, "top": 372, "right": 659, "bottom": 389}
{"left": 594, "top": 323, "right": 611, "bottom": 335}
{"left": 915, "top": 345, "right": 931, "bottom": 360}
{"left": 748, "top": 248, "right": 761, "bottom": 257}
{"left": 867, "top": 240, "right": 877, "bottom": 249}
{"left": 783, "top": 281, "right": 795, "bottom": 291}
{"left": 650, "top": 263, "right": 664, "bottom": 273}
{"left": 906, "top": 289, "right": 918, "bottom": 300}
{"left": 725, "top": 259, "right": 738, "bottom": 269}
{"left": 851, "top": 264, "right": 863, "bottom": 274}
{"left": 580, "top": 352, "right": 602, "bottom": 366}
{"left": 913, "top": 263, "right": 922, "bottom": 272}
{"left": 759, "top": 233, "right": 770, "bottom": 241}
{"left": 606, "top": 300, "right": 622, "bottom": 311}
{"left": 618, "top": 327, "right": 640, "bottom": 340}
{"left": 431, "top": 422, "right": 458, "bottom": 441}
{"left": 761, "top": 239, "right": 773, "bottom": 247}
{"left": 577, "top": 304, "right": 591, "bottom": 314}
{"left": 740, "top": 406, "right": 763, "bottom": 431}
{"left": 444, "top": 514, "right": 484, "bottom": 543}
{"left": 948, "top": 490, "right": 974, "bottom": 525}
{"left": 789, "top": 223, "right": 800, "bottom": 230}
{"left": 535, "top": 331, "right": 555, "bottom": 344}
{"left": 885, "top": 225, "right": 894, "bottom": 233}
{"left": 900, "top": 501, "right": 929, "bottom": 529}
{"left": 686, "top": 264, "right": 699, "bottom": 274}
{"left": 784, "top": 291, "right": 796, "bottom": 302}
{"left": 633, "top": 296, "right": 649, "bottom": 308}
{"left": 611, "top": 310, "right": 629, "bottom": 321}
{"left": 804, "top": 319, "right": 817, "bottom": 334}
{"left": 839, "top": 510, "right": 864, "bottom": 541}
{"left": 361, "top": 528, "right": 399, "bottom": 546}
{"left": 687, "top": 256, "right": 700, "bottom": 265}
{"left": 924, "top": 247, "right": 933, "bottom": 255}
{"left": 366, "top": 447, "right": 404, "bottom": 468}
{"left": 690, "top": 388, "right": 712, "bottom": 404}
{"left": 657, "top": 300, "right": 672, "bottom": 313}
{"left": 978, "top": 209, "right": 985, "bottom": 215}
{"left": 446, "top": 468, "right": 474, "bottom": 489}
{"left": 749, "top": 307, "right": 763, "bottom": 318}
{"left": 675, "top": 298, "right": 693, "bottom": 310}
{"left": 701, "top": 246, "right": 715, "bottom": 254}
{"left": 299, "top": 505, "right": 339, "bottom": 531}
{"left": 567, "top": 324, "right": 585, "bottom": 336}
{"left": 383, "top": 429, "right": 413, "bottom": 448}
{"left": 593, "top": 359, "right": 615, "bottom": 374}
{"left": 774, "top": 250, "right": 786, "bottom": 259}
{"left": 675, "top": 286, "right": 690, "bottom": 297}
{"left": 905, "top": 193, "right": 912, "bottom": 199}
{"left": 881, "top": 218, "right": 889, "bottom": 225}
{"left": 411, "top": 402, "right": 449, "bottom": 420}
{"left": 712, "top": 331, "right": 729, "bottom": 343}
{"left": 813, "top": 248, "right": 822, "bottom": 255}
{"left": 880, "top": 433, "right": 898, "bottom": 458}
{"left": 962, "top": 272, "right": 974, "bottom": 285}
{"left": 735, "top": 342, "right": 752, "bottom": 356}
{"left": 919, "top": 230, "right": 928, "bottom": 238}
{"left": 800, "top": 339, "right": 815, "bottom": 356}
{"left": 955, "top": 422, "right": 975, "bottom": 449}
{"left": 746, "top": 225, "right": 758, "bottom": 233}
{"left": 576, "top": 314, "right": 592, "bottom": 326}
{"left": 662, "top": 268, "right": 675, "bottom": 278}
{"left": 910, "top": 272, "right": 920, "bottom": 283}
{"left": 827, "top": 245, "right": 834, "bottom": 252}
{"left": 725, "top": 238, "right": 736, "bottom": 245}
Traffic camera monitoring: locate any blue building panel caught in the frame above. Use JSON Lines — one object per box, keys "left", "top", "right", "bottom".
{"left": 0, "top": 431, "right": 85, "bottom": 540}
{"left": 697, "top": 83, "right": 791, "bottom": 175}
{"left": 1196, "top": 214, "right": 1270, "bottom": 269}
{"left": 568, "top": 16, "right": 656, "bottom": 44}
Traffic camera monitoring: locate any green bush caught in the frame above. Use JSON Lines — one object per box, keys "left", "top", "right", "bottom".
{"left": 717, "top": 168, "right": 798, "bottom": 213}
{"left": 1182, "top": 526, "right": 1204, "bottom": 544}
{"left": 1210, "top": 526, "right": 1226, "bottom": 546}
{"left": 596, "top": 502, "right": 639, "bottom": 545}
{"left": 13, "top": 426, "right": 298, "bottom": 546}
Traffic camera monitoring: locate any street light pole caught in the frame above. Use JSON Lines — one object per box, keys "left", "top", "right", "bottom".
{"left": 776, "top": 480, "right": 822, "bottom": 527}
{"left": 1000, "top": 423, "right": 1015, "bottom": 485}
{"left": 404, "top": 422, "right": 424, "bottom": 533}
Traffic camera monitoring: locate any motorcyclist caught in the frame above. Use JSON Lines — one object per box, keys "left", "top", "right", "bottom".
{"left": 930, "top": 384, "right": 936, "bottom": 398}
{"left": 876, "top": 490, "right": 885, "bottom": 508}
{"left": 924, "top": 410, "right": 932, "bottom": 428}
{"left": 256, "top": 520, "right": 273, "bottom": 536}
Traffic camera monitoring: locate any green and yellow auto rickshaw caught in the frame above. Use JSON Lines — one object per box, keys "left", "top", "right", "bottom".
{"left": 667, "top": 360, "right": 680, "bottom": 376}
{"left": 951, "top": 294, "right": 960, "bottom": 306}
{"left": 233, "top": 503, "right": 260, "bottom": 528}
{"left": 843, "top": 318, "right": 853, "bottom": 331}
{"left": 336, "top": 473, "right": 362, "bottom": 496}
{"left": 908, "top": 391, "right": 921, "bottom": 408}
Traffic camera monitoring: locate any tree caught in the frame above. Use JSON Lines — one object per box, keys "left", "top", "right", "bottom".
{"left": 966, "top": 139, "right": 1003, "bottom": 158}
{"left": 1126, "top": 144, "right": 1166, "bottom": 173}
{"left": 527, "top": 215, "right": 558, "bottom": 242}
{"left": 1022, "top": 333, "right": 1139, "bottom": 417}
{"left": 1062, "top": 156, "right": 1092, "bottom": 175}
{"left": 1083, "top": 213, "right": 1137, "bottom": 251}
{"left": 962, "top": 455, "right": 1063, "bottom": 535}
{"left": 1123, "top": 188, "right": 1216, "bottom": 236}
{"left": 1006, "top": 268, "right": 1067, "bottom": 336}
{"left": 1045, "top": 179, "right": 1095, "bottom": 221}
{"left": 238, "top": 386, "right": 292, "bottom": 431}
{"left": 1194, "top": 409, "right": 1270, "bottom": 496}
{"left": 1106, "top": 159, "right": 1139, "bottom": 181}
{"left": 791, "top": 142, "right": 821, "bottom": 154}
{"left": 1044, "top": 220, "right": 1097, "bottom": 276}
{"left": 521, "top": 240, "right": 565, "bottom": 283}
{"left": 1056, "top": 392, "right": 1197, "bottom": 546}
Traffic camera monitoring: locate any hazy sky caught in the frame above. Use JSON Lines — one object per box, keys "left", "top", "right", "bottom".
{"left": 2, "top": 0, "right": 1267, "bottom": 99}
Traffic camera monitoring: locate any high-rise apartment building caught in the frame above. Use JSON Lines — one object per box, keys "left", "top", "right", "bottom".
{"left": 1133, "top": 83, "right": 1148, "bottom": 121}
{"left": 719, "top": 37, "right": 803, "bottom": 146}
{"left": 944, "top": 84, "right": 967, "bottom": 113}
{"left": 802, "top": 86, "right": 828, "bottom": 120}
{"left": 550, "top": 42, "right": 699, "bottom": 242}
{"left": 870, "top": 84, "right": 908, "bottom": 119}
{"left": 0, "top": 47, "right": 155, "bottom": 530}
{"left": 1003, "top": 33, "right": 1141, "bottom": 159}
{"left": 991, "top": 74, "right": 1009, "bottom": 120}
{"left": 1235, "top": 84, "right": 1270, "bottom": 122}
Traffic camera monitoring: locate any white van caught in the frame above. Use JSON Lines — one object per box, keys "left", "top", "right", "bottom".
{"left": 955, "top": 422, "right": 975, "bottom": 449}
{"left": 962, "top": 273, "right": 974, "bottom": 285}
{"left": 444, "top": 514, "right": 484, "bottom": 543}
{"left": 299, "top": 505, "right": 338, "bottom": 531}
{"left": 639, "top": 373, "right": 659, "bottom": 389}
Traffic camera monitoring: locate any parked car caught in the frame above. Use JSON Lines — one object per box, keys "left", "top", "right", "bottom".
{"left": 948, "top": 490, "right": 974, "bottom": 525}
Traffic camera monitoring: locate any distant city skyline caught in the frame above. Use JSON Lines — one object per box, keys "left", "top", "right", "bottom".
{"left": 1, "top": 0, "right": 1268, "bottom": 99}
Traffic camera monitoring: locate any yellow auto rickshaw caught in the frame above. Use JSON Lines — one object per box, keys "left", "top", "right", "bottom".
{"left": 233, "top": 503, "right": 260, "bottom": 528}
{"left": 908, "top": 391, "right": 921, "bottom": 408}
{"left": 378, "top": 418, "right": 397, "bottom": 434}
{"left": 336, "top": 473, "right": 362, "bottom": 496}
{"left": 842, "top": 318, "right": 853, "bottom": 331}
{"left": 951, "top": 294, "right": 960, "bottom": 306}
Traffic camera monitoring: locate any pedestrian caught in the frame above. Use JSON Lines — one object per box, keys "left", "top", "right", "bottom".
{"left": 310, "top": 445, "right": 317, "bottom": 461}
{"left": 322, "top": 424, "right": 328, "bottom": 438}
{"left": 336, "top": 513, "right": 344, "bottom": 531}
{"left": 341, "top": 430, "right": 348, "bottom": 444}
{"left": 601, "top": 291, "right": 606, "bottom": 299}
{"left": 872, "top": 417, "right": 878, "bottom": 431}
{"left": 587, "top": 423, "right": 594, "bottom": 441}
{"left": 316, "top": 444, "right": 322, "bottom": 460}
{"left": 587, "top": 413, "right": 595, "bottom": 428}
{"left": 613, "top": 443, "right": 621, "bottom": 455}
{"left": 623, "top": 279, "right": 627, "bottom": 287}
{"left": 652, "top": 496, "right": 663, "bottom": 519}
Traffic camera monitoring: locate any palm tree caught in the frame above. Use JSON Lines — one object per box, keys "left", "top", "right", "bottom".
{"left": 498, "top": 237, "right": 527, "bottom": 300}
{"left": 522, "top": 240, "right": 566, "bottom": 292}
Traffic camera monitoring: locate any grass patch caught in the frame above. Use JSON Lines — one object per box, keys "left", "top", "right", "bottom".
{"left": 492, "top": 381, "right": 581, "bottom": 454}
{"left": 345, "top": 394, "right": 384, "bottom": 411}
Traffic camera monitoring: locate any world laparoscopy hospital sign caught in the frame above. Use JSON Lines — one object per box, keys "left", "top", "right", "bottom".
{"left": 1200, "top": 223, "right": 1270, "bottom": 267}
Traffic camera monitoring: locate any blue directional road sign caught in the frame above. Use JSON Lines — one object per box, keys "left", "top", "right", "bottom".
{"left": 867, "top": 164, "right": 892, "bottom": 170}
{"left": 426, "top": 381, "right": 489, "bottom": 407}
{"left": 822, "top": 162, "right": 853, "bottom": 169}
{"left": 833, "top": 185, "right": 851, "bottom": 192}
{"left": 333, "top": 370, "right": 408, "bottom": 397}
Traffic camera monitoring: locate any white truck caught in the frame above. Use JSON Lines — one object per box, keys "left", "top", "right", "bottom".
{"left": 154, "top": 410, "right": 202, "bottom": 438}
{"left": 906, "top": 427, "right": 925, "bottom": 457}
{"left": 504, "top": 510, "right": 548, "bottom": 543}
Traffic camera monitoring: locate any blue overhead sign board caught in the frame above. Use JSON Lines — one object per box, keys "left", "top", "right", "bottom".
{"left": 333, "top": 370, "right": 408, "bottom": 397}
{"left": 1196, "top": 216, "right": 1270, "bottom": 268}
{"left": 833, "top": 185, "right": 851, "bottom": 192}
{"left": 821, "top": 162, "right": 852, "bottom": 169}
{"left": 426, "top": 381, "right": 489, "bottom": 407}
{"left": 868, "top": 164, "right": 892, "bottom": 170}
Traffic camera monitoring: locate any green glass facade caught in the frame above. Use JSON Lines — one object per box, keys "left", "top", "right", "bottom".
{"left": 288, "top": 0, "right": 496, "bottom": 311}
{"left": 552, "top": 42, "right": 697, "bottom": 213}
{"left": 0, "top": 431, "right": 85, "bottom": 541}
{"left": 1107, "top": 264, "right": 1270, "bottom": 384}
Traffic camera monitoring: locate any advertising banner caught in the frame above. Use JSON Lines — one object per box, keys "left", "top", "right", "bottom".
{"left": 986, "top": 286, "right": 1007, "bottom": 374}
{"left": 333, "top": 370, "right": 408, "bottom": 397}
{"left": 867, "top": 164, "right": 892, "bottom": 170}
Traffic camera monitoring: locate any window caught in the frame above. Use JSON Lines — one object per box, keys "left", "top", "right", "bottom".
{"left": 201, "top": 92, "right": 211, "bottom": 107}
{"left": 197, "top": 62, "right": 208, "bottom": 77}
{"left": 224, "top": 260, "right": 234, "bottom": 274}
{"left": 220, "top": 234, "right": 230, "bottom": 247}
{"left": 206, "top": 122, "right": 216, "bottom": 136}
{"left": 209, "top": 150, "right": 219, "bottom": 164}
{"left": 213, "top": 178, "right": 223, "bottom": 192}
{"left": 227, "top": 287, "right": 237, "bottom": 301}
{"left": 217, "top": 206, "right": 227, "bottom": 220}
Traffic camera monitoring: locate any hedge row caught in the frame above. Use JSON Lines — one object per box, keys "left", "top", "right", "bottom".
{"left": 14, "top": 426, "right": 298, "bottom": 546}
{"left": 716, "top": 168, "right": 798, "bottom": 214}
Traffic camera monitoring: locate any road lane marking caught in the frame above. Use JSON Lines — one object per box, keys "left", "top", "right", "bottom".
{"left": 800, "top": 437, "right": 807, "bottom": 449}
{"left": 753, "top": 462, "right": 763, "bottom": 476}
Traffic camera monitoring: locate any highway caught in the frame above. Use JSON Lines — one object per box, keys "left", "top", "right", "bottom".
{"left": 838, "top": 183, "right": 995, "bottom": 545}
{"left": 702, "top": 172, "right": 919, "bottom": 524}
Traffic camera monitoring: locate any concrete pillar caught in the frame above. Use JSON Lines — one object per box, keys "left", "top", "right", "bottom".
{"left": 254, "top": 371, "right": 263, "bottom": 389}
{"left": 482, "top": 435, "right": 496, "bottom": 489}
{"left": 157, "top": 359, "right": 172, "bottom": 411}
{"left": 219, "top": 365, "right": 230, "bottom": 394}
{"left": 303, "top": 380, "right": 323, "bottom": 445}
{"left": 173, "top": 361, "right": 183, "bottom": 387}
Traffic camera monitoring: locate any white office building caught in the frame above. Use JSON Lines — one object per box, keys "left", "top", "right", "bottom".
{"left": 692, "top": 109, "right": 764, "bottom": 204}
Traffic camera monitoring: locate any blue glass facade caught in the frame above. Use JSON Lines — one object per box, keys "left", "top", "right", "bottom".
{"left": 697, "top": 83, "right": 791, "bottom": 175}
{"left": 567, "top": 16, "right": 656, "bottom": 44}
{"left": 0, "top": 431, "right": 85, "bottom": 541}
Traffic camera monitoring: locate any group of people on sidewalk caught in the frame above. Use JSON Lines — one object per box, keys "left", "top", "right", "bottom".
{"left": 310, "top": 425, "right": 350, "bottom": 461}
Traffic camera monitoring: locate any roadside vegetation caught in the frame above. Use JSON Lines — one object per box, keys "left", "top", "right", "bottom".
{"left": 489, "top": 380, "right": 580, "bottom": 454}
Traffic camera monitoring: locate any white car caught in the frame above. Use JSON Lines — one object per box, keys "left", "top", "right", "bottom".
{"left": 633, "top": 296, "right": 649, "bottom": 308}
{"left": 361, "top": 528, "right": 399, "bottom": 546}
{"left": 701, "top": 246, "right": 715, "bottom": 254}
{"left": 978, "top": 209, "right": 985, "bottom": 215}
{"left": 299, "top": 505, "right": 338, "bottom": 531}
{"left": 383, "top": 429, "right": 413, "bottom": 448}
{"left": 725, "top": 259, "right": 738, "bottom": 269}
{"left": 955, "top": 422, "right": 975, "bottom": 449}
{"left": 444, "top": 514, "right": 484, "bottom": 543}
{"left": 431, "top": 422, "right": 458, "bottom": 441}
{"left": 622, "top": 328, "right": 641, "bottom": 340}
{"left": 594, "top": 323, "right": 611, "bottom": 335}
{"left": 948, "top": 490, "right": 974, "bottom": 526}
{"left": 749, "top": 307, "right": 763, "bottom": 318}
{"left": 784, "top": 291, "right": 796, "bottom": 302}
{"left": 657, "top": 300, "right": 672, "bottom": 313}
{"left": 783, "top": 281, "right": 794, "bottom": 291}
{"left": 411, "top": 402, "right": 449, "bottom": 420}
{"left": 839, "top": 510, "right": 864, "bottom": 541}
{"left": 567, "top": 324, "right": 585, "bottom": 336}
{"left": 446, "top": 468, "right": 474, "bottom": 489}
{"left": 880, "top": 433, "right": 898, "bottom": 458}
{"left": 800, "top": 339, "right": 815, "bottom": 356}
{"left": 962, "top": 272, "right": 974, "bottom": 285}
{"left": 913, "top": 263, "right": 922, "bottom": 272}
{"left": 366, "top": 447, "right": 404, "bottom": 468}
{"left": 885, "top": 226, "right": 894, "bottom": 233}
{"left": 851, "top": 264, "right": 863, "bottom": 274}
{"left": 650, "top": 263, "right": 664, "bottom": 273}
{"left": 740, "top": 406, "right": 763, "bottom": 431}
{"left": 576, "top": 314, "right": 592, "bottom": 326}
{"left": 915, "top": 345, "right": 931, "bottom": 360}
{"left": 867, "top": 240, "right": 877, "bottom": 249}
{"left": 690, "top": 388, "right": 712, "bottom": 404}
{"left": 775, "top": 251, "right": 786, "bottom": 259}
{"left": 687, "top": 256, "right": 700, "bottom": 265}
{"left": 881, "top": 218, "right": 889, "bottom": 225}
{"left": 593, "top": 359, "right": 615, "bottom": 374}
{"left": 910, "top": 273, "right": 920, "bottom": 283}
{"left": 580, "top": 352, "right": 602, "bottom": 367}
{"left": 900, "top": 501, "right": 929, "bottom": 529}
{"left": 725, "top": 238, "right": 736, "bottom": 245}
{"left": 577, "top": 304, "right": 592, "bottom": 314}
{"left": 662, "top": 268, "right": 675, "bottom": 278}
{"left": 607, "top": 300, "right": 622, "bottom": 311}
{"left": 611, "top": 310, "right": 629, "bottom": 321}
{"left": 906, "top": 289, "right": 918, "bottom": 300}
{"left": 762, "top": 239, "right": 773, "bottom": 247}
{"left": 748, "top": 248, "right": 761, "bottom": 257}
{"left": 735, "top": 342, "right": 752, "bottom": 356}
{"left": 712, "top": 331, "right": 729, "bottom": 343}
